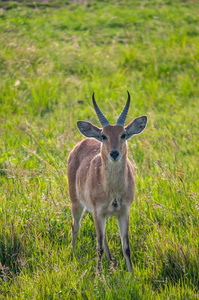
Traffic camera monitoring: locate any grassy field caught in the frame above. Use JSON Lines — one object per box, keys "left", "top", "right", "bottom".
{"left": 0, "top": 0, "right": 199, "bottom": 298}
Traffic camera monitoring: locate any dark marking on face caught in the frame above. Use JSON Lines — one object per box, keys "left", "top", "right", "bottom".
{"left": 112, "top": 199, "right": 118, "bottom": 208}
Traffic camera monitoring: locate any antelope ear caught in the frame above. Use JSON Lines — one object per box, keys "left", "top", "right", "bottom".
{"left": 77, "top": 121, "right": 102, "bottom": 141}
{"left": 125, "top": 116, "right": 147, "bottom": 140}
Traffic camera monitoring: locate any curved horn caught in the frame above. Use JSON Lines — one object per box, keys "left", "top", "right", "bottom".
{"left": 92, "top": 93, "right": 110, "bottom": 128}
{"left": 116, "top": 91, "right": 130, "bottom": 126}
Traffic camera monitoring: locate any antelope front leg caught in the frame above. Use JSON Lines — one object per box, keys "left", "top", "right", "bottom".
{"left": 93, "top": 210, "right": 106, "bottom": 273}
{"left": 104, "top": 234, "right": 112, "bottom": 261}
{"left": 117, "top": 212, "right": 132, "bottom": 272}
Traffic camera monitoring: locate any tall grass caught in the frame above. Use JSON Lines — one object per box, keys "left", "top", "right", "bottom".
{"left": 0, "top": 0, "right": 199, "bottom": 298}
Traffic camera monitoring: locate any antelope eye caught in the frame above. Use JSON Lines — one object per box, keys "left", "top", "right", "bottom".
{"left": 121, "top": 133, "right": 126, "bottom": 139}
{"left": 101, "top": 134, "right": 107, "bottom": 140}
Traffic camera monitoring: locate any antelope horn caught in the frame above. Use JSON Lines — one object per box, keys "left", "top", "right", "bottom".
{"left": 116, "top": 91, "right": 130, "bottom": 126}
{"left": 92, "top": 93, "right": 110, "bottom": 128}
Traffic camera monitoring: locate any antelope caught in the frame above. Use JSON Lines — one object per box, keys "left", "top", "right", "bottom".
{"left": 67, "top": 91, "right": 147, "bottom": 272}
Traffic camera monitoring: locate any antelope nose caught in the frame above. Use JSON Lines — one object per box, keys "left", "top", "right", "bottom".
{"left": 110, "top": 150, "right": 120, "bottom": 161}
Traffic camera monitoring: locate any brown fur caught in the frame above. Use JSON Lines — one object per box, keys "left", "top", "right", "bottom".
{"left": 67, "top": 92, "right": 147, "bottom": 272}
{"left": 68, "top": 125, "right": 135, "bottom": 272}
{"left": 68, "top": 126, "right": 135, "bottom": 213}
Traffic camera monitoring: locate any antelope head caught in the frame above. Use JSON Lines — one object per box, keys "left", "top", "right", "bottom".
{"left": 77, "top": 91, "right": 147, "bottom": 163}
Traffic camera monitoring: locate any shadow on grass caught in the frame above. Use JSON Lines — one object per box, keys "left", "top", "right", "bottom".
{"left": 0, "top": 228, "right": 24, "bottom": 281}
{"left": 151, "top": 246, "right": 199, "bottom": 292}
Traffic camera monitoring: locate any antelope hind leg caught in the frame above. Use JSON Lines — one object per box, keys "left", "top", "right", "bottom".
{"left": 71, "top": 203, "right": 85, "bottom": 256}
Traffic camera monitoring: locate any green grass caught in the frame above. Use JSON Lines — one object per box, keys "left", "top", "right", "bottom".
{"left": 0, "top": 0, "right": 199, "bottom": 298}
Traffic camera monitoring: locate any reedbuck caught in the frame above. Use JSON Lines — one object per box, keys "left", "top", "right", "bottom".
{"left": 67, "top": 92, "right": 147, "bottom": 272}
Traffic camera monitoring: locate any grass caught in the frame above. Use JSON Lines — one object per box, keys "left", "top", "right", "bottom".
{"left": 0, "top": 0, "right": 199, "bottom": 298}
